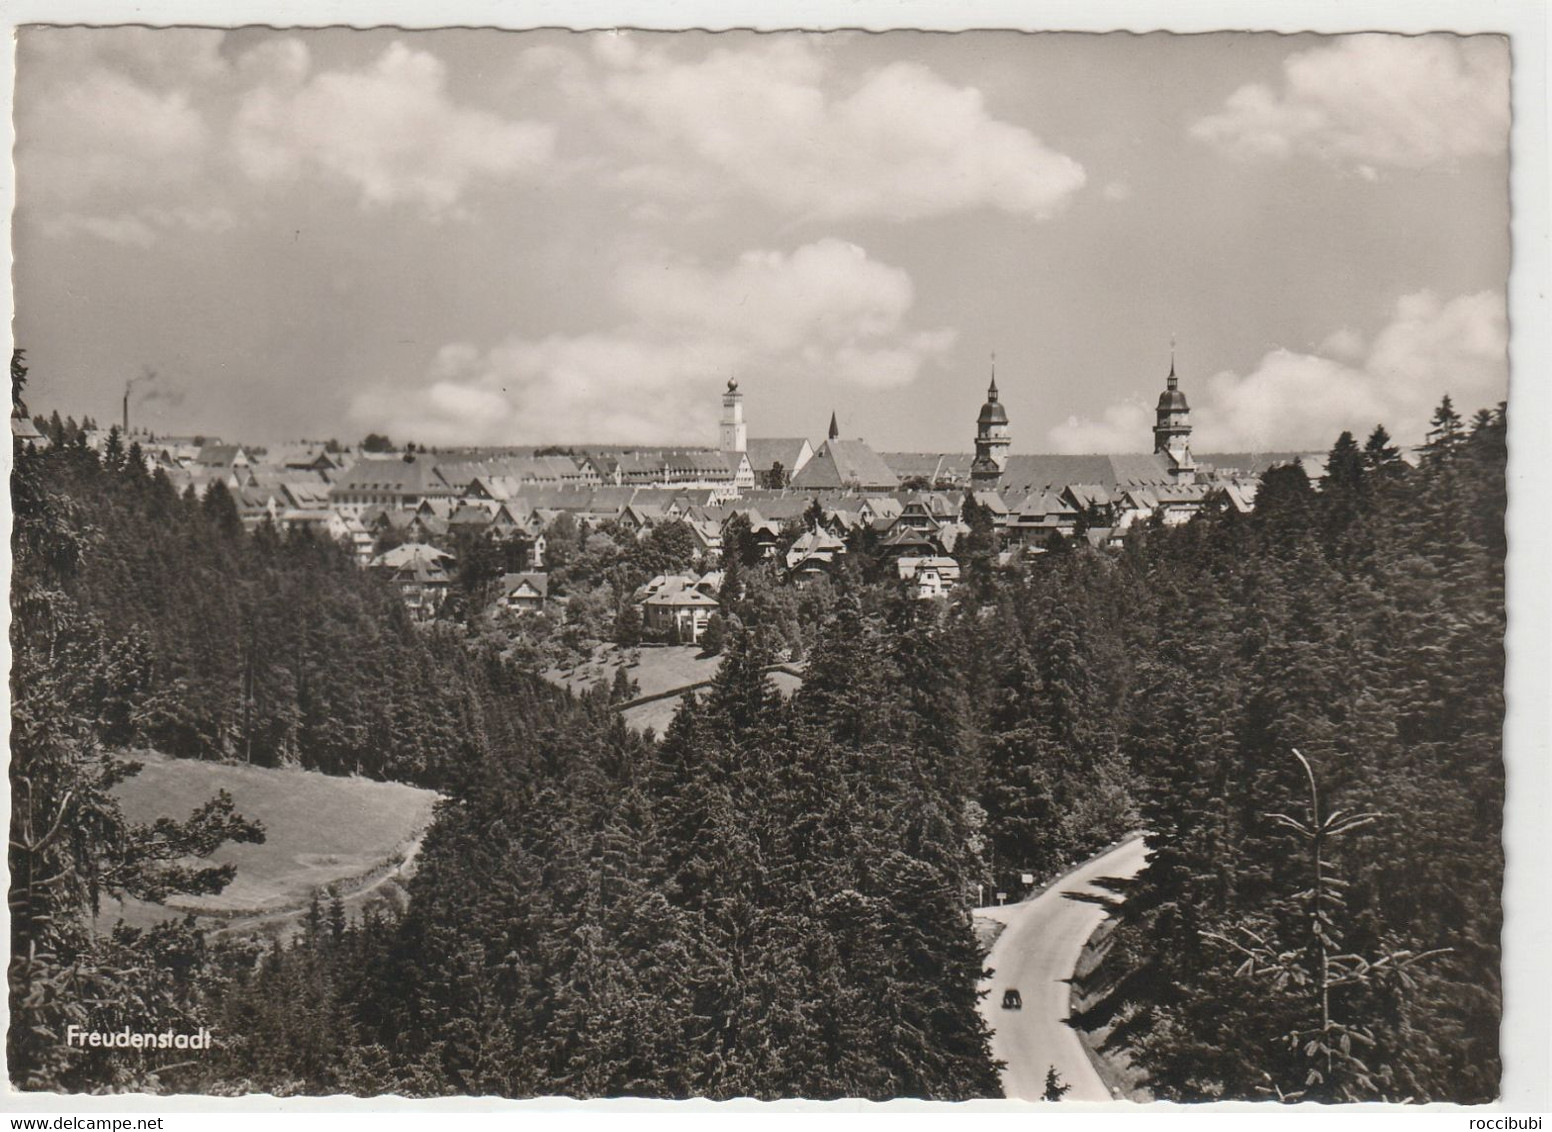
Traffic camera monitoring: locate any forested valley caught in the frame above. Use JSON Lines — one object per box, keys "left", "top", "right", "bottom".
{"left": 9, "top": 368, "right": 1506, "bottom": 1101}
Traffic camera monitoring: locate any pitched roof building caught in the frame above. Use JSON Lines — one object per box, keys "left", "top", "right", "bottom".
{"left": 744, "top": 437, "right": 814, "bottom": 485}
{"left": 971, "top": 364, "right": 1011, "bottom": 484}
{"left": 331, "top": 455, "right": 456, "bottom": 511}
{"left": 790, "top": 437, "right": 899, "bottom": 492}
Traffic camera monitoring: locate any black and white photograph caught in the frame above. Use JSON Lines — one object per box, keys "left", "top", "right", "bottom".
{"left": 4, "top": 9, "right": 1546, "bottom": 1113}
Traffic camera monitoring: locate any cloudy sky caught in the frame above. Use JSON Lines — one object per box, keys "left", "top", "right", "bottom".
{"left": 12, "top": 27, "right": 1510, "bottom": 453}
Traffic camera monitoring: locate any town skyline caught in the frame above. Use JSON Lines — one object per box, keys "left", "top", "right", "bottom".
{"left": 13, "top": 28, "right": 1509, "bottom": 454}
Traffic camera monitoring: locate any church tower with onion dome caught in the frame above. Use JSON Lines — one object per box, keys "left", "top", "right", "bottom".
{"left": 1153, "top": 347, "right": 1195, "bottom": 477}
{"left": 970, "top": 359, "right": 1011, "bottom": 485}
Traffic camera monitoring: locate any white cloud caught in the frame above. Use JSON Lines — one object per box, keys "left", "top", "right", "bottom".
{"left": 1191, "top": 35, "right": 1508, "bottom": 171}
{"left": 35, "top": 205, "right": 239, "bottom": 250}
{"left": 1318, "top": 327, "right": 1366, "bottom": 362}
{"left": 24, "top": 26, "right": 228, "bottom": 96}
{"left": 17, "top": 29, "right": 245, "bottom": 245}
{"left": 17, "top": 31, "right": 559, "bottom": 244}
{"left": 19, "top": 67, "right": 210, "bottom": 210}
{"left": 232, "top": 41, "right": 557, "bottom": 215}
{"left": 616, "top": 240, "right": 918, "bottom": 352}
{"left": 37, "top": 213, "right": 160, "bottom": 249}
{"left": 593, "top": 37, "right": 1086, "bottom": 221}
{"left": 350, "top": 239, "right": 956, "bottom": 445}
{"left": 1048, "top": 401, "right": 1153, "bottom": 455}
{"left": 1102, "top": 181, "right": 1132, "bottom": 202}
{"left": 1048, "top": 291, "right": 1507, "bottom": 453}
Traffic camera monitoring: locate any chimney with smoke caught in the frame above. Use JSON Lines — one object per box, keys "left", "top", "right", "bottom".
{"left": 124, "top": 367, "right": 157, "bottom": 436}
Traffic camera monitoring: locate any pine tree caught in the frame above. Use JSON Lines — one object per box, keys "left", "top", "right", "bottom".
{"left": 1423, "top": 395, "right": 1465, "bottom": 463}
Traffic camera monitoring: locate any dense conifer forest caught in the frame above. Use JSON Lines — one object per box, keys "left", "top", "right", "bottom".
{"left": 8, "top": 353, "right": 1506, "bottom": 1099}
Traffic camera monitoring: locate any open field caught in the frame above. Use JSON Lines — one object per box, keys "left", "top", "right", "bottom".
{"left": 106, "top": 752, "right": 439, "bottom": 930}
{"left": 544, "top": 644, "right": 724, "bottom": 700}
{"left": 620, "top": 667, "right": 803, "bottom": 736}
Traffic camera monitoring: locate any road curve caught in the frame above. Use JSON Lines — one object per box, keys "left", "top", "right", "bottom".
{"left": 975, "top": 837, "right": 1150, "bottom": 1101}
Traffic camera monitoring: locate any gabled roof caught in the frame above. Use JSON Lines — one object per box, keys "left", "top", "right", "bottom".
{"left": 734, "top": 491, "right": 815, "bottom": 521}
{"left": 583, "top": 453, "right": 620, "bottom": 477}
{"left": 234, "top": 485, "right": 283, "bottom": 510}
{"left": 879, "top": 527, "right": 936, "bottom": 548}
{"left": 12, "top": 416, "right": 45, "bottom": 441}
{"left": 280, "top": 480, "right": 333, "bottom": 509}
{"left": 685, "top": 518, "right": 723, "bottom": 545}
{"left": 622, "top": 503, "right": 671, "bottom": 525}
{"left": 195, "top": 443, "right": 248, "bottom": 467}
{"left": 745, "top": 438, "right": 814, "bottom": 476}
{"left": 1009, "top": 491, "right": 1077, "bottom": 520}
{"left": 497, "top": 571, "right": 549, "bottom": 598}
{"left": 1063, "top": 483, "right": 1114, "bottom": 509}
{"left": 372, "top": 542, "right": 456, "bottom": 570}
{"left": 1214, "top": 481, "right": 1258, "bottom": 513}
{"left": 467, "top": 474, "right": 522, "bottom": 501}
{"left": 586, "top": 448, "right": 738, "bottom": 479}
{"left": 823, "top": 508, "right": 865, "bottom": 531}
{"left": 880, "top": 452, "right": 974, "bottom": 484}
{"left": 787, "top": 529, "right": 847, "bottom": 556}
{"left": 994, "top": 453, "right": 1176, "bottom": 494}
{"left": 790, "top": 438, "right": 899, "bottom": 491}
{"left": 269, "top": 444, "right": 342, "bottom": 470}
{"left": 897, "top": 555, "right": 961, "bottom": 579}
{"left": 899, "top": 491, "right": 962, "bottom": 518}
{"left": 367, "top": 507, "right": 417, "bottom": 530}
{"left": 860, "top": 496, "right": 905, "bottom": 521}
{"left": 332, "top": 455, "right": 450, "bottom": 497}
{"left": 390, "top": 558, "right": 451, "bottom": 585}
{"left": 450, "top": 502, "right": 497, "bottom": 525}
{"left": 635, "top": 572, "right": 719, "bottom": 607}
{"left": 970, "top": 489, "right": 1008, "bottom": 515}
{"left": 1153, "top": 482, "right": 1212, "bottom": 504}
{"left": 643, "top": 587, "right": 719, "bottom": 608}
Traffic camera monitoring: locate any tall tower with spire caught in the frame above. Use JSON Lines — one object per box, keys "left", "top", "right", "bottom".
{"left": 1153, "top": 343, "right": 1195, "bottom": 477}
{"left": 827, "top": 411, "right": 840, "bottom": 441}
{"left": 971, "top": 357, "right": 1011, "bottom": 485}
{"left": 720, "top": 376, "right": 747, "bottom": 452}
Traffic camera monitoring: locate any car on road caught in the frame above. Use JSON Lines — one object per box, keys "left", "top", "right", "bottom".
{"left": 1001, "top": 988, "right": 1023, "bottom": 1010}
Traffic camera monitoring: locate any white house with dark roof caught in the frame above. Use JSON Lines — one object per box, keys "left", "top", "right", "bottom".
{"left": 636, "top": 574, "right": 720, "bottom": 643}
{"left": 897, "top": 555, "right": 961, "bottom": 600}
{"left": 494, "top": 572, "right": 549, "bottom": 616}
{"left": 370, "top": 543, "right": 455, "bottom": 620}
{"left": 784, "top": 529, "right": 848, "bottom": 580}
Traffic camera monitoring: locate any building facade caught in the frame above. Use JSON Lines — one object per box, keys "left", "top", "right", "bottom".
{"left": 970, "top": 367, "right": 1011, "bottom": 485}
{"left": 1153, "top": 356, "right": 1195, "bottom": 477}
{"left": 720, "top": 377, "right": 747, "bottom": 453}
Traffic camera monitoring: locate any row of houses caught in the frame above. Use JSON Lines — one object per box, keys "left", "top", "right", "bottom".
{"left": 328, "top": 449, "right": 764, "bottom": 511}
{"left": 33, "top": 416, "right": 1315, "bottom": 631}
{"left": 53, "top": 423, "right": 1294, "bottom": 564}
{"left": 347, "top": 473, "right": 1265, "bottom": 622}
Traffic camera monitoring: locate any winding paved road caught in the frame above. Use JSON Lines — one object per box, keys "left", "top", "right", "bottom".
{"left": 975, "top": 837, "right": 1150, "bottom": 1101}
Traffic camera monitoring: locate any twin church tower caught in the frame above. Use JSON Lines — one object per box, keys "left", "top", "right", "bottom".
{"left": 720, "top": 353, "right": 1195, "bottom": 482}
{"left": 970, "top": 352, "right": 1195, "bottom": 483}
